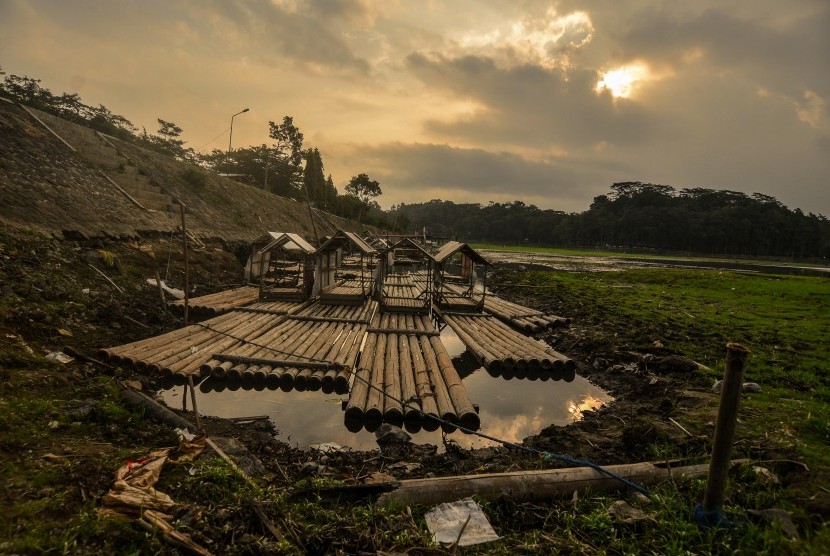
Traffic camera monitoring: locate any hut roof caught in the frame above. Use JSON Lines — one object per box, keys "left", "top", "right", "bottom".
{"left": 433, "top": 240, "right": 490, "bottom": 265}
{"left": 365, "top": 236, "right": 390, "bottom": 250}
{"left": 316, "top": 230, "right": 376, "bottom": 255}
{"left": 380, "top": 238, "right": 435, "bottom": 261}
{"left": 252, "top": 232, "right": 316, "bottom": 254}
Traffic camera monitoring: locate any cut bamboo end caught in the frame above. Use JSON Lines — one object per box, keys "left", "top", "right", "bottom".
{"left": 364, "top": 407, "right": 383, "bottom": 425}
{"left": 459, "top": 411, "right": 481, "bottom": 431}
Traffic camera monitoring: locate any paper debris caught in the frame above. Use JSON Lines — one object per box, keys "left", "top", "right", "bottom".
{"left": 424, "top": 497, "right": 500, "bottom": 547}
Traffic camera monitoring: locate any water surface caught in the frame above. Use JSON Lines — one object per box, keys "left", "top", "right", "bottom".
{"left": 161, "top": 326, "right": 611, "bottom": 451}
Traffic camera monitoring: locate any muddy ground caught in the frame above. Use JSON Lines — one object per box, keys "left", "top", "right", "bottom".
{"left": 1, "top": 224, "right": 817, "bottom": 553}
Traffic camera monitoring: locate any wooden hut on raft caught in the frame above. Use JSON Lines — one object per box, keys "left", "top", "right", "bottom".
{"left": 313, "top": 230, "right": 378, "bottom": 304}
{"left": 433, "top": 241, "right": 490, "bottom": 312}
{"left": 376, "top": 238, "right": 434, "bottom": 314}
{"left": 245, "top": 232, "right": 317, "bottom": 302}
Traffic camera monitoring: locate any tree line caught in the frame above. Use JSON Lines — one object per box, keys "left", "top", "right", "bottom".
{"left": 391, "top": 183, "right": 830, "bottom": 259}
{"left": 0, "top": 69, "right": 393, "bottom": 229}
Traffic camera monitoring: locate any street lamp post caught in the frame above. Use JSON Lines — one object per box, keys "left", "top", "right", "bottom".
{"left": 228, "top": 108, "right": 249, "bottom": 152}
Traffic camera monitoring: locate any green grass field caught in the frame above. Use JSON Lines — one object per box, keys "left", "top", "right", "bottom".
{"left": 473, "top": 242, "right": 830, "bottom": 268}
{"left": 520, "top": 267, "right": 830, "bottom": 458}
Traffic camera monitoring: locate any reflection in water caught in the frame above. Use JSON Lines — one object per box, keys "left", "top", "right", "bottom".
{"left": 160, "top": 326, "right": 612, "bottom": 451}
{"left": 567, "top": 395, "right": 608, "bottom": 422}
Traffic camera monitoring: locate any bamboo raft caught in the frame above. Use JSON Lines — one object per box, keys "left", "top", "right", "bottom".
{"left": 345, "top": 312, "right": 479, "bottom": 433}
{"left": 168, "top": 285, "right": 260, "bottom": 316}
{"left": 436, "top": 281, "right": 484, "bottom": 311}
{"left": 380, "top": 273, "right": 430, "bottom": 313}
{"left": 483, "top": 295, "right": 570, "bottom": 332}
{"left": 99, "top": 308, "right": 291, "bottom": 383}
{"left": 439, "top": 311, "right": 574, "bottom": 375}
{"left": 238, "top": 300, "right": 306, "bottom": 314}
{"left": 483, "top": 362, "right": 575, "bottom": 382}
{"left": 199, "top": 301, "right": 376, "bottom": 394}
{"left": 319, "top": 278, "right": 374, "bottom": 305}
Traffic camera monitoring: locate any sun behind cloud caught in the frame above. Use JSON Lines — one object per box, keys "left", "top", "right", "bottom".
{"left": 595, "top": 63, "right": 651, "bottom": 98}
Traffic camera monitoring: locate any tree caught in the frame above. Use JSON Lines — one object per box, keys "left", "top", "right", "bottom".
{"left": 345, "top": 173, "right": 382, "bottom": 204}
{"left": 139, "top": 118, "right": 194, "bottom": 162}
{"left": 344, "top": 173, "right": 382, "bottom": 225}
{"left": 302, "top": 148, "right": 336, "bottom": 210}
{"left": 268, "top": 116, "right": 304, "bottom": 199}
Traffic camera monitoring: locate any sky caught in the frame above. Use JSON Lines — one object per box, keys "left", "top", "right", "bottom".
{"left": 1, "top": 0, "right": 828, "bottom": 215}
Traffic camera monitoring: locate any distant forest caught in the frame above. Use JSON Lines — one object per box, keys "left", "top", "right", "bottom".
{"left": 391, "top": 183, "right": 830, "bottom": 259}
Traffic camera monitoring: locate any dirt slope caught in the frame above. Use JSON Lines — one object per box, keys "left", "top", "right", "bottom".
{"left": 0, "top": 99, "right": 362, "bottom": 242}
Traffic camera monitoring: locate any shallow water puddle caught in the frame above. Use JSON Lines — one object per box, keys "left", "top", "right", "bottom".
{"left": 160, "top": 326, "right": 611, "bottom": 451}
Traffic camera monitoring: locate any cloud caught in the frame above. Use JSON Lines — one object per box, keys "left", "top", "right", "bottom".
{"left": 1, "top": 0, "right": 828, "bottom": 215}
{"left": 454, "top": 7, "right": 595, "bottom": 69}
{"left": 334, "top": 141, "right": 628, "bottom": 210}
{"left": 183, "top": 0, "right": 372, "bottom": 74}
{"left": 406, "top": 52, "right": 660, "bottom": 149}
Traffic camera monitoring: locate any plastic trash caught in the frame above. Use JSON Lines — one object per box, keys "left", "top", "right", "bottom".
{"left": 424, "top": 497, "right": 500, "bottom": 547}
{"left": 46, "top": 351, "right": 74, "bottom": 364}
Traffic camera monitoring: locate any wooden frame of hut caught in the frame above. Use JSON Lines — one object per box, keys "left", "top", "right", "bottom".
{"left": 364, "top": 235, "right": 390, "bottom": 252}
{"left": 245, "top": 232, "right": 316, "bottom": 302}
{"left": 433, "top": 241, "right": 490, "bottom": 312}
{"left": 313, "top": 230, "right": 378, "bottom": 304}
{"left": 376, "top": 238, "right": 435, "bottom": 313}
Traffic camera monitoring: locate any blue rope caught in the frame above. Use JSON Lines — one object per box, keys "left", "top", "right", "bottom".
{"left": 195, "top": 321, "right": 651, "bottom": 496}
{"left": 348, "top": 368, "right": 652, "bottom": 497}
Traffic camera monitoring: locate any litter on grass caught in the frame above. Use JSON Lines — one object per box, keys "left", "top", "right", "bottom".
{"left": 424, "top": 497, "right": 500, "bottom": 547}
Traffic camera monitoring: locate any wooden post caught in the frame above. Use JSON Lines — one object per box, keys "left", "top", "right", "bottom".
{"left": 187, "top": 375, "right": 202, "bottom": 431}
{"left": 155, "top": 271, "right": 166, "bottom": 307}
{"left": 703, "top": 342, "right": 751, "bottom": 514}
{"left": 179, "top": 202, "right": 190, "bottom": 325}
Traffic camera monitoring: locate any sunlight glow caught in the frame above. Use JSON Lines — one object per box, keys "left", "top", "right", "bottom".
{"left": 567, "top": 395, "right": 607, "bottom": 421}
{"left": 458, "top": 9, "right": 593, "bottom": 69}
{"left": 595, "top": 64, "right": 650, "bottom": 98}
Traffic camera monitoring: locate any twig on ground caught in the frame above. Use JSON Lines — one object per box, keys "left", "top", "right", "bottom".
{"left": 87, "top": 263, "right": 124, "bottom": 293}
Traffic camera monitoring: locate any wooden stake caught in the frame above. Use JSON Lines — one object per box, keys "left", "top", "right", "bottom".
{"left": 155, "top": 271, "right": 167, "bottom": 307}
{"left": 180, "top": 202, "right": 190, "bottom": 325}
{"left": 187, "top": 375, "right": 202, "bottom": 431}
{"left": 703, "top": 343, "right": 751, "bottom": 514}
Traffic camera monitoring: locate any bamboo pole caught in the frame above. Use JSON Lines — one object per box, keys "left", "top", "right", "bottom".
{"left": 344, "top": 314, "right": 380, "bottom": 422}
{"left": 429, "top": 334, "right": 479, "bottom": 430}
{"left": 398, "top": 321, "right": 420, "bottom": 424}
{"left": 442, "top": 314, "right": 504, "bottom": 372}
{"left": 378, "top": 461, "right": 742, "bottom": 507}
{"left": 179, "top": 203, "right": 190, "bottom": 324}
{"left": 364, "top": 330, "right": 387, "bottom": 425}
{"left": 418, "top": 333, "right": 457, "bottom": 432}
{"left": 409, "top": 331, "right": 439, "bottom": 431}
{"left": 163, "top": 314, "right": 282, "bottom": 377}
{"left": 383, "top": 329, "right": 404, "bottom": 426}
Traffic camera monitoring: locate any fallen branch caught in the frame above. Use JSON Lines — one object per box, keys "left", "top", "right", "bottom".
{"left": 204, "top": 437, "right": 260, "bottom": 492}
{"left": 87, "top": 263, "right": 124, "bottom": 293}
{"left": 246, "top": 498, "right": 283, "bottom": 541}
{"left": 138, "top": 509, "right": 212, "bottom": 556}
{"left": 669, "top": 417, "right": 693, "bottom": 437}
